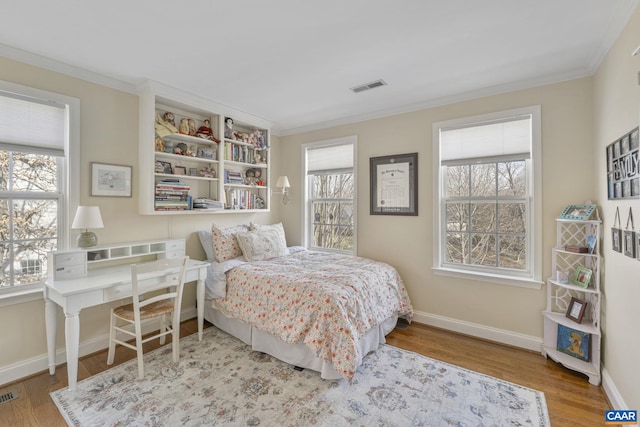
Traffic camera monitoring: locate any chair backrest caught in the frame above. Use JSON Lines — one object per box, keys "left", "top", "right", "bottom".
{"left": 130, "top": 256, "right": 189, "bottom": 319}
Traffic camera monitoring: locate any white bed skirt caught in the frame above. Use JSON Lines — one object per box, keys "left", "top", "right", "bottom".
{"left": 204, "top": 300, "right": 398, "bottom": 380}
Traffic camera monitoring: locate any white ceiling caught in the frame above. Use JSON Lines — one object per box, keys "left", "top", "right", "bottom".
{"left": 1, "top": 1, "right": 638, "bottom": 135}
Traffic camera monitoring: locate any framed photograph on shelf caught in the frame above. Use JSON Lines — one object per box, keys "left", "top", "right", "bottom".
{"left": 370, "top": 152, "right": 418, "bottom": 216}
{"left": 91, "top": 162, "right": 132, "bottom": 197}
{"left": 174, "top": 166, "right": 187, "bottom": 175}
{"left": 565, "top": 297, "right": 588, "bottom": 324}
{"left": 556, "top": 324, "right": 590, "bottom": 362}
{"left": 573, "top": 266, "right": 592, "bottom": 288}
{"left": 155, "top": 160, "right": 172, "bottom": 175}
{"left": 559, "top": 204, "right": 596, "bottom": 220}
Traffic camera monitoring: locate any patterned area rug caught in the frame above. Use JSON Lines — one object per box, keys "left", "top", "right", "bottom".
{"left": 51, "top": 327, "right": 550, "bottom": 426}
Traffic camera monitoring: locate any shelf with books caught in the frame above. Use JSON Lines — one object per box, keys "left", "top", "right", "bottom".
{"left": 138, "top": 81, "right": 271, "bottom": 214}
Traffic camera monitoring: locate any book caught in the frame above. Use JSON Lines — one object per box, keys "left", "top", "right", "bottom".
{"left": 565, "top": 245, "right": 588, "bottom": 253}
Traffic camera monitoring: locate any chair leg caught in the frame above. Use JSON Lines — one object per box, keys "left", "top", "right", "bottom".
{"left": 135, "top": 323, "right": 145, "bottom": 379}
{"left": 107, "top": 310, "right": 116, "bottom": 365}
{"left": 172, "top": 311, "right": 180, "bottom": 363}
{"left": 159, "top": 314, "right": 167, "bottom": 345}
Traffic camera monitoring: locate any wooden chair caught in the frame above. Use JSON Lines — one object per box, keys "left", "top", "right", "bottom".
{"left": 107, "top": 256, "right": 189, "bottom": 379}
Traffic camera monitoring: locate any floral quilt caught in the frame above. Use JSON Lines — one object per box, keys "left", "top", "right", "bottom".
{"left": 214, "top": 249, "right": 414, "bottom": 381}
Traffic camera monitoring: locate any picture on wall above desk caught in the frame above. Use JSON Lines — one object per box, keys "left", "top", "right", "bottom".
{"left": 91, "top": 162, "right": 132, "bottom": 197}
{"left": 370, "top": 152, "right": 418, "bottom": 216}
{"left": 606, "top": 127, "right": 639, "bottom": 200}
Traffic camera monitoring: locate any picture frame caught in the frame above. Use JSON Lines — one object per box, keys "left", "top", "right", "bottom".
{"left": 91, "top": 162, "right": 132, "bottom": 197}
{"left": 155, "top": 160, "right": 172, "bottom": 175}
{"left": 573, "top": 266, "right": 592, "bottom": 288}
{"left": 556, "top": 324, "right": 590, "bottom": 362}
{"left": 174, "top": 166, "right": 187, "bottom": 175}
{"left": 565, "top": 297, "right": 588, "bottom": 324}
{"left": 559, "top": 204, "right": 596, "bottom": 220}
{"left": 624, "top": 229, "right": 636, "bottom": 258}
{"left": 606, "top": 127, "right": 640, "bottom": 200}
{"left": 370, "top": 152, "right": 418, "bottom": 216}
{"left": 189, "top": 167, "right": 198, "bottom": 176}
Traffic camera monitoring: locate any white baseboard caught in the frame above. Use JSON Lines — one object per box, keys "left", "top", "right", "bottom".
{"left": 412, "top": 310, "right": 543, "bottom": 352}
{"left": 0, "top": 307, "right": 197, "bottom": 387}
{"left": 602, "top": 368, "right": 627, "bottom": 409}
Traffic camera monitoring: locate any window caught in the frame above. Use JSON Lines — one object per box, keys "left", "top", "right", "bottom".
{"left": 303, "top": 137, "right": 357, "bottom": 253}
{"left": 433, "top": 106, "right": 541, "bottom": 288}
{"left": 0, "top": 81, "right": 79, "bottom": 302}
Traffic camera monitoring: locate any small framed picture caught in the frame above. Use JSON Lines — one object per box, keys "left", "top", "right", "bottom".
{"left": 155, "top": 160, "right": 172, "bottom": 174}
{"left": 91, "top": 162, "right": 132, "bottom": 197}
{"left": 189, "top": 167, "right": 198, "bottom": 176}
{"left": 174, "top": 166, "right": 187, "bottom": 175}
{"left": 624, "top": 229, "right": 636, "bottom": 258}
{"left": 573, "top": 267, "right": 592, "bottom": 288}
{"left": 556, "top": 324, "right": 590, "bottom": 362}
{"left": 566, "top": 297, "right": 588, "bottom": 324}
{"left": 559, "top": 204, "right": 596, "bottom": 220}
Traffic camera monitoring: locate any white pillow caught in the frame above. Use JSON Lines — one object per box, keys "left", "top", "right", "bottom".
{"left": 249, "top": 222, "right": 287, "bottom": 247}
{"left": 197, "top": 230, "right": 215, "bottom": 262}
{"left": 236, "top": 228, "right": 287, "bottom": 261}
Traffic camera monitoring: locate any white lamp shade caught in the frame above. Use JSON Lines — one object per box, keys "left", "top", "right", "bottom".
{"left": 276, "top": 176, "right": 290, "bottom": 189}
{"left": 72, "top": 206, "right": 104, "bottom": 229}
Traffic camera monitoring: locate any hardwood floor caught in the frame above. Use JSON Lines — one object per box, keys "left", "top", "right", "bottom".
{"left": 1, "top": 319, "right": 612, "bottom": 426}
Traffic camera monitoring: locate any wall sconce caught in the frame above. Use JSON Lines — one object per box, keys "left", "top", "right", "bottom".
{"left": 71, "top": 206, "right": 104, "bottom": 248}
{"left": 275, "top": 176, "right": 290, "bottom": 205}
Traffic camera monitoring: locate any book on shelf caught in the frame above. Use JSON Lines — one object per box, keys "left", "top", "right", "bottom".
{"left": 565, "top": 245, "right": 589, "bottom": 253}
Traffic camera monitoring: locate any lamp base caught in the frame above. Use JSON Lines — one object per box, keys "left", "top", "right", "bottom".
{"left": 77, "top": 231, "right": 98, "bottom": 248}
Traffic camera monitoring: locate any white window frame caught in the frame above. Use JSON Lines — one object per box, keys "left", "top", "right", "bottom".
{"left": 432, "top": 106, "right": 542, "bottom": 289}
{"left": 301, "top": 136, "right": 358, "bottom": 254}
{"left": 0, "top": 80, "right": 80, "bottom": 306}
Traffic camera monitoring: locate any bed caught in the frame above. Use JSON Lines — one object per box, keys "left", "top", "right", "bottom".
{"left": 197, "top": 224, "right": 413, "bottom": 381}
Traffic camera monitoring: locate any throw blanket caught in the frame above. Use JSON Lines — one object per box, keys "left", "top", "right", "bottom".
{"left": 215, "top": 250, "right": 413, "bottom": 380}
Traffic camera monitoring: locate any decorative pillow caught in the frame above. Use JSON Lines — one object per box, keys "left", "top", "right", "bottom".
{"left": 211, "top": 224, "right": 249, "bottom": 262}
{"left": 236, "top": 228, "right": 288, "bottom": 261}
{"left": 197, "top": 230, "right": 216, "bottom": 262}
{"left": 249, "top": 222, "right": 287, "bottom": 248}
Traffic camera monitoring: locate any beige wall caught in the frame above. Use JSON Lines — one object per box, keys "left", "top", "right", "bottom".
{"left": 593, "top": 6, "right": 640, "bottom": 410}
{"left": 0, "top": 57, "right": 279, "bottom": 373}
{"left": 279, "top": 77, "right": 595, "bottom": 340}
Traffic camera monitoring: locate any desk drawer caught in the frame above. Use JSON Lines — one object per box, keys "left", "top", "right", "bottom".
{"left": 103, "top": 274, "right": 179, "bottom": 301}
{"left": 50, "top": 251, "right": 87, "bottom": 280}
{"left": 165, "top": 240, "right": 185, "bottom": 253}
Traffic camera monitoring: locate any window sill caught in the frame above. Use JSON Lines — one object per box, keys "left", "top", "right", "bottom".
{"left": 432, "top": 267, "right": 543, "bottom": 290}
{"left": 0, "top": 285, "right": 44, "bottom": 307}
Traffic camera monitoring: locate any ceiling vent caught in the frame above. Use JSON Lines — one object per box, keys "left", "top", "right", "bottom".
{"left": 350, "top": 79, "right": 387, "bottom": 93}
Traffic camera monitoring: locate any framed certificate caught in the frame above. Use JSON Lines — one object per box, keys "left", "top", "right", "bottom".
{"left": 370, "top": 153, "right": 418, "bottom": 216}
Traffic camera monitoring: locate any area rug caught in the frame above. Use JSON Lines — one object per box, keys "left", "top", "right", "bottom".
{"left": 51, "top": 327, "right": 550, "bottom": 426}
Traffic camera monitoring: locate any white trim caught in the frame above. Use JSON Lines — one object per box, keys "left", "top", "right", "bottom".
{"left": 602, "top": 368, "right": 628, "bottom": 410}
{"left": 0, "top": 306, "right": 197, "bottom": 387}
{"left": 431, "top": 106, "right": 542, "bottom": 286}
{"left": 0, "top": 287, "right": 42, "bottom": 308}
{"left": 412, "top": 309, "right": 542, "bottom": 352}
{"left": 432, "top": 267, "right": 543, "bottom": 290}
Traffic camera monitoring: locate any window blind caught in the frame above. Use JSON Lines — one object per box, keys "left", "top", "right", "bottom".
{"left": 441, "top": 115, "right": 531, "bottom": 165}
{"left": 0, "top": 90, "right": 66, "bottom": 156}
{"left": 307, "top": 144, "right": 353, "bottom": 173}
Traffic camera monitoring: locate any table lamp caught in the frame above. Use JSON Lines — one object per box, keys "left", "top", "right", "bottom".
{"left": 72, "top": 206, "right": 104, "bottom": 247}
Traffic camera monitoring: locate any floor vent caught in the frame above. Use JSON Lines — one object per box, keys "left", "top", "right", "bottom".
{"left": 350, "top": 79, "right": 387, "bottom": 93}
{"left": 0, "top": 390, "right": 18, "bottom": 405}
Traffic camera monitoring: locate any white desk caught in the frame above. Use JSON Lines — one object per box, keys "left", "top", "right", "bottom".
{"left": 43, "top": 258, "right": 209, "bottom": 391}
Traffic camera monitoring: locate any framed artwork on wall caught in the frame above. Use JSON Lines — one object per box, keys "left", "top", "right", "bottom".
{"left": 91, "top": 162, "right": 132, "bottom": 197}
{"left": 370, "top": 152, "right": 418, "bottom": 216}
{"left": 606, "top": 127, "right": 639, "bottom": 200}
